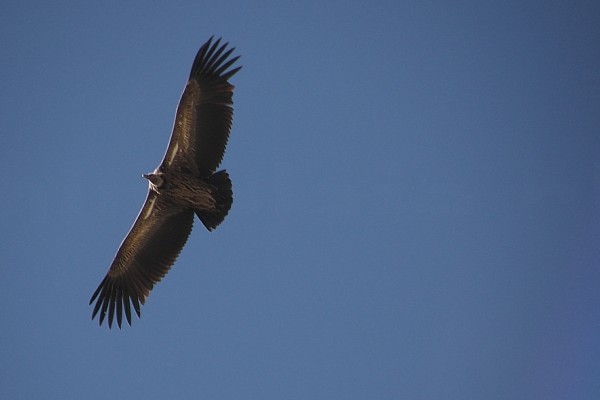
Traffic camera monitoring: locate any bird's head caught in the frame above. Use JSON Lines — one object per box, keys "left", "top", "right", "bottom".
{"left": 142, "top": 171, "right": 164, "bottom": 190}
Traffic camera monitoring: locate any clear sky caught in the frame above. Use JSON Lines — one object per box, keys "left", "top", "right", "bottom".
{"left": 1, "top": 1, "right": 599, "bottom": 399}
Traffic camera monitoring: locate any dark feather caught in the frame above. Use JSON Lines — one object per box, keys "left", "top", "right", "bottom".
{"left": 90, "top": 192, "right": 195, "bottom": 328}
{"left": 161, "top": 37, "right": 241, "bottom": 175}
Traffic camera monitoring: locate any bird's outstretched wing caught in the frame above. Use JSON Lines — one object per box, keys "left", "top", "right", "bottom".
{"left": 160, "top": 36, "right": 241, "bottom": 175}
{"left": 89, "top": 191, "right": 194, "bottom": 328}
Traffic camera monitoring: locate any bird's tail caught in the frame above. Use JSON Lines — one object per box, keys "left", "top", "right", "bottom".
{"left": 196, "top": 170, "right": 233, "bottom": 231}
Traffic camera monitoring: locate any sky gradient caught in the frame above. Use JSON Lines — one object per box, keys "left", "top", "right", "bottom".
{"left": 1, "top": 1, "right": 599, "bottom": 399}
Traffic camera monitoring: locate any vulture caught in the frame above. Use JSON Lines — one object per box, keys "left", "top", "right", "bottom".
{"left": 89, "top": 37, "right": 241, "bottom": 328}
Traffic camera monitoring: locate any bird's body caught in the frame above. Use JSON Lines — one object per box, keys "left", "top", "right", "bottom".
{"left": 144, "top": 168, "right": 219, "bottom": 211}
{"left": 89, "top": 37, "right": 241, "bottom": 329}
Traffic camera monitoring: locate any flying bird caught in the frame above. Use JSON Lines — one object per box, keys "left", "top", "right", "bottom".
{"left": 89, "top": 37, "right": 241, "bottom": 329}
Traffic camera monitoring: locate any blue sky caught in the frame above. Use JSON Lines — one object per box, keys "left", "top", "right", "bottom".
{"left": 1, "top": 1, "right": 599, "bottom": 398}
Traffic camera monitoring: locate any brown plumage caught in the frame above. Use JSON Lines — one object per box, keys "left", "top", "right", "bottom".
{"left": 89, "top": 37, "right": 241, "bottom": 328}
